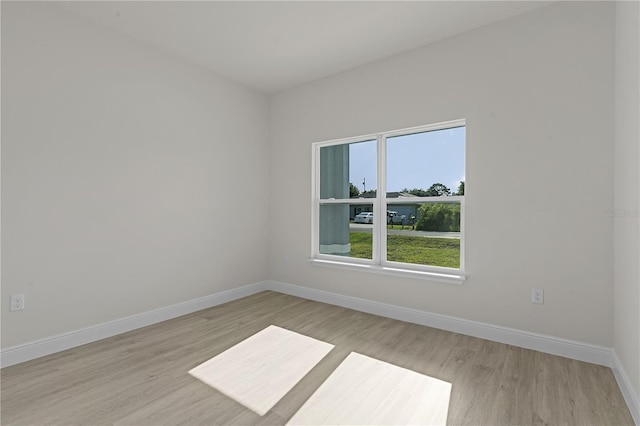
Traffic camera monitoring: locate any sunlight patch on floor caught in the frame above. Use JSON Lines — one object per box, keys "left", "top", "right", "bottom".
{"left": 287, "top": 352, "right": 452, "bottom": 426}
{"left": 188, "top": 325, "right": 334, "bottom": 416}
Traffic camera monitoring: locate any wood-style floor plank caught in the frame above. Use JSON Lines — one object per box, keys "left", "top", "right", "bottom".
{"left": 287, "top": 352, "right": 452, "bottom": 425}
{"left": 1, "top": 291, "right": 634, "bottom": 425}
{"left": 188, "top": 325, "right": 334, "bottom": 416}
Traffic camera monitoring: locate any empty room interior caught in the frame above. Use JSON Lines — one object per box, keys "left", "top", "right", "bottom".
{"left": 1, "top": 1, "right": 639, "bottom": 425}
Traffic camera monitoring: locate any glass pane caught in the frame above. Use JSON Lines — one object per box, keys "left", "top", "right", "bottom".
{"left": 319, "top": 140, "right": 376, "bottom": 200}
{"left": 349, "top": 140, "right": 377, "bottom": 199}
{"left": 386, "top": 127, "right": 465, "bottom": 197}
{"left": 386, "top": 202, "right": 461, "bottom": 268}
{"left": 319, "top": 203, "right": 373, "bottom": 259}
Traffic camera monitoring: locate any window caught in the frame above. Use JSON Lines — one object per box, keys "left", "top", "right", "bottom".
{"left": 311, "top": 119, "right": 465, "bottom": 283}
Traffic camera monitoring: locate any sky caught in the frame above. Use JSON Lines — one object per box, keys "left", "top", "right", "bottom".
{"left": 349, "top": 126, "right": 465, "bottom": 194}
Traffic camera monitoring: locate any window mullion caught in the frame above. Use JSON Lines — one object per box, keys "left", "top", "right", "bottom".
{"left": 376, "top": 134, "right": 387, "bottom": 266}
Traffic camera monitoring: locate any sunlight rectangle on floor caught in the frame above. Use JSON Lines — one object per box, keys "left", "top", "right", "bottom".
{"left": 287, "top": 352, "right": 452, "bottom": 425}
{"left": 188, "top": 325, "right": 334, "bottom": 416}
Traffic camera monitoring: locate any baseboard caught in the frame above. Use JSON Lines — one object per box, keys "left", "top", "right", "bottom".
{"left": 612, "top": 350, "right": 640, "bottom": 425}
{"left": 0, "top": 281, "right": 268, "bottom": 368}
{"left": 267, "top": 280, "right": 640, "bottom": 420}
{"left": 266, "top": 280, "right": 613, "bottom": 367}
{"left": 2, "top": 279, "right": 637, "bottom": 422}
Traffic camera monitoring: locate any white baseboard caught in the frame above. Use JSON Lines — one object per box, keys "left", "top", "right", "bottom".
{"left": 266, "top": 280, "right": 613, "bottom": 367}
{"left": 0, "top": 280, "right": 614, "bottom": 369}
{"left": 612, "top": 350, "right": 640, "bottom": 425}
{"left": 0, "top": 281, "right": 268, "bottom": 368}
{"left": 267, "top": 280, "right": 640, "bottom": 422}
{"left": 2, "top": 278, "right": 637, "bottom": 423}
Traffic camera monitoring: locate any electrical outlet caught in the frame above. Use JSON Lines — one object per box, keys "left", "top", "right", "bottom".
{"left": 531, "top": 288, "right": 544, "bottom": 304}
{"left": 10, "top": 294, "right": 25, "bottom": 311}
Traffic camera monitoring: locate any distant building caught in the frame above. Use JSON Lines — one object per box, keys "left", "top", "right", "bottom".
{"left": 350, "top": 192, "right": 419, "bottom": 220}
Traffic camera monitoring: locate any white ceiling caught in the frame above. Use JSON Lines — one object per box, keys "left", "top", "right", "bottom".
{"left": 59, "top": 1, "right": 552, "bottom": 94}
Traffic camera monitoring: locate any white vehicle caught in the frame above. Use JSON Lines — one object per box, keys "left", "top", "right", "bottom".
{"left": 387, "top": 210, "right": 407, "bottom": 224}
{"left": 354, "top": 212, "right": 374, "bottom": 224}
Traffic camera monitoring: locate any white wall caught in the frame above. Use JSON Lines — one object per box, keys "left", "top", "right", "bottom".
{"left": 614, "top": 0, "right": 640, "bottom": 408}
{"left": 1, "top": 2, "right": 270, "bottom": 348}
{"left": 269, "top": 2, "right": 615, "bottom": 346}
{"left": 3, "top": 1, "right": 632, "bottom": 391}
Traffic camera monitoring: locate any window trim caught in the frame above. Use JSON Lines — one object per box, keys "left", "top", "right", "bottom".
{"left": 311, "top": 119, "right": 466, "bottom": 283}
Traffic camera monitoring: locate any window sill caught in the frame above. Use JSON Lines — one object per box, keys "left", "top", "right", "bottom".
{"left": 308, "top": 258, "right": 465, "bottom": 285}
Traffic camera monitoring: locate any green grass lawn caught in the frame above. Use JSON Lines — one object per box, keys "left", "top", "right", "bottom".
{"left": 349, "top": 232, "right": 460, "bottom": 268}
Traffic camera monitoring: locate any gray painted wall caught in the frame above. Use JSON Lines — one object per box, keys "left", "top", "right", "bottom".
{"left": 269, "top": 2, "right": 615, "bottom": 346}
{"left": 614, "top": 0, "right": 640, "bottom": 406}
{"left": 1, "top": 2, "right": 270, "bottom": 347}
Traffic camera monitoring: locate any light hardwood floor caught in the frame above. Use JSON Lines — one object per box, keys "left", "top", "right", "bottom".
{"left": 1, "top": 291, "right": 634, "bottom": 425}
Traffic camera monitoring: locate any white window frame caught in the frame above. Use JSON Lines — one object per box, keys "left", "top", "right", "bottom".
{"left": 310, "top": 119, "right": 466, "bottom": 284}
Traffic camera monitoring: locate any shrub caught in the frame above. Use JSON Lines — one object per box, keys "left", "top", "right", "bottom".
{"left": 415, "top": 203, "right": 460, "bottom": 232}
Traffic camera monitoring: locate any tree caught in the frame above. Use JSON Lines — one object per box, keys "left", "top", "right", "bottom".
{"left": 426, "top": 183, "right": 451, "bottom": 197}
{"left": 349, "top": 182, "right": 361, "bottom": 198}
{"left": 454, "top": 181, "right": 465, "bottom": 196}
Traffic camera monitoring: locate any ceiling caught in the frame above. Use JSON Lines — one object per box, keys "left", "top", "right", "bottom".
{"left": 59, "top": 1, "right": 552, "bottom": 94}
